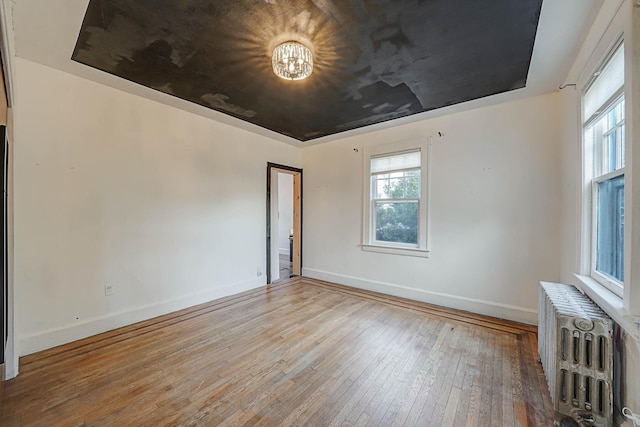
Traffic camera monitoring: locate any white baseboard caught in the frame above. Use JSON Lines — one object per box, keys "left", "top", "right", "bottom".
{"left": 302, "top": 268, "right": 537, "bottom": 325}
{"left": 279, "top": 248, "right": 290, "bottom": 256}
{"left": 19, "top": 277, "right": 266, "bottom": 356}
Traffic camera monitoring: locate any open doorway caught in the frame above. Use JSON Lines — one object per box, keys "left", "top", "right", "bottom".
{"left": 266, "top": 163, "right": 302, "bottom": 284}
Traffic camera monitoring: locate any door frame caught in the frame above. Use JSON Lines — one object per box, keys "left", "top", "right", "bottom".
{"left": 266, "top": 163, "right": 302, "bottom": 284}
{"left": 0, "top": 3, "right": 16, "bottom": 379}
{"left": 1, "top": 126, "right": 5, "bottom": 367}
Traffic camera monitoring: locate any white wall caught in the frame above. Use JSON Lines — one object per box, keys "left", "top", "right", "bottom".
{"left": 559, "top": 86, "right": 580, "bottom": 285}
{"left": 302, "top": 93, "right": 563, "bottom": 324}
{"left": 277, "top": 173, "right": 293, "bottom": 254}
{"left": 13, "top": 58, "right": 300, "bottom": 355}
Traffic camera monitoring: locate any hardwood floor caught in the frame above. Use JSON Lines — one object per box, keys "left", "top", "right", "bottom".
{"left": 278, "top": 253, "right": 292, "bottom": 281}
{"left": 0, "top": 277, "right": 553, "bottom": 426}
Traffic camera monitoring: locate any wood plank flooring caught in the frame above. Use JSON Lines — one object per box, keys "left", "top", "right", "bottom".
{"left": 0, "top": 277, "right": 553, "bottom": 426}
{"left": 278, "top": 253, "right": 292, "bottom": 281}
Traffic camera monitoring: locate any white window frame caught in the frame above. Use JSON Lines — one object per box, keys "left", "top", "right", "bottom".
{"left": 572, "top": 0, "right": 639, "bottom": 340}
{"left": 579, "top": 39, "right": 626, "bottom": 298}
{"left": 362, "top": 138, "right": 431, "bottom": 257}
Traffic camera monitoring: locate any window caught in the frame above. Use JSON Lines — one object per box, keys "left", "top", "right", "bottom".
{"left": 362, "top": 139, "right": 430, "bottom": 257}
{"left": 583, "top": 42, "right": 625, "bottom": 295}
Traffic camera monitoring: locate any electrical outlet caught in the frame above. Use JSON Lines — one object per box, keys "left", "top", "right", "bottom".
{"left": 104, "top": 284, "right": 114, "bottom": 296}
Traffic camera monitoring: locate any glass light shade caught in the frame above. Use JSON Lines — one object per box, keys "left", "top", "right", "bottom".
{"left": 272, "top": 41, "right": 313, "bottom": 81}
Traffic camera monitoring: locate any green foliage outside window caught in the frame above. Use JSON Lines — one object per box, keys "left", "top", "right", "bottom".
{"left": 374, "top": 170, "right": 420, "bottom": 244}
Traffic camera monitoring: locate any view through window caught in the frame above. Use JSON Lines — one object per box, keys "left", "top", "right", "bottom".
{"left": 583, "top": 42, "right": 625, "bottom": 293}
{"left": 371, "top": 151, "right": 421, "bottom": 245}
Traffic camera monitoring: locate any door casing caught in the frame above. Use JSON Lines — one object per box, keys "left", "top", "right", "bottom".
{"left": 266, "top": 163, "right": 302, "bottom": 284}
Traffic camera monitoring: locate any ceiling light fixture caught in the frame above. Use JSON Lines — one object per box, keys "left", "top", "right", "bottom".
{"left": 272, "top": 41, "right": 313, "bottom": 81}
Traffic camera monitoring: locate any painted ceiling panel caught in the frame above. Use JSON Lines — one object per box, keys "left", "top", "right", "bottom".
{"left": 73, "top": 0, "right": 543, "bottom": 141}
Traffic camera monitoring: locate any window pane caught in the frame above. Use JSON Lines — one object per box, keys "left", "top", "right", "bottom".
{"left": 371, "top": 150, "right": 420, "bottom": 174}
{"left": 405, "top": 173, "right": 420, "bottom": 198}
{"left": 620, "top": 115, "right": 625, "bottom": 167}
{"left": 606, "top": 99, "right": 624, "bottom": 128}
{"left": 372, "top": 170, "right": 420, "bottom": 199}
{"left": 605, "top": 131, "right": 618, "bottom": 173}
{"left": 596, "top": 175, "right": 624, "bottom": 282}
{"left": 375, "top": 201, "right": 418, "bottom": 244}
{"left": 375, "top": 176, "right": 389, "bottom": 198}
{"left": 586, "top": 96, "right": 624, "bottom": 177}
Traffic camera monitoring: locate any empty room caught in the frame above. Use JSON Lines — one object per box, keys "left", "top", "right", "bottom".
{"left": 1, "top": 0, "right": 639, "bottom": 426}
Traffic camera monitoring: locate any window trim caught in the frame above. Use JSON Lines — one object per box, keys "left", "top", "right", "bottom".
{"left": 362, "top": 138, "right": 431, "bottom": 257}
{"left": 572, "top": 0, "right": 639, "bottom": 332}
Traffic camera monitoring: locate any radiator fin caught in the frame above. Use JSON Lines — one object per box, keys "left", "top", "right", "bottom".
{"left": 538, "top": 282, "right": 613, "bottom": 426}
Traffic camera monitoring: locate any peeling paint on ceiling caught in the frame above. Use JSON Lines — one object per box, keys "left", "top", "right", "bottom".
{"left": 73, "top": 0, "right": 543, "bottom": 141}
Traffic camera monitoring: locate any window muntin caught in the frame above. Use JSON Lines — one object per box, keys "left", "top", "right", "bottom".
{"left": 583, "top": 42, "right": 625, "bottom": 295}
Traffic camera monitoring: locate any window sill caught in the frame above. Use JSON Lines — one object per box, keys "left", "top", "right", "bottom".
{"left": 573, "top": 274, "right": 640, "bottom": 341}
{"left": 361, "top": 244, "right": 430, "bottom": 258}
